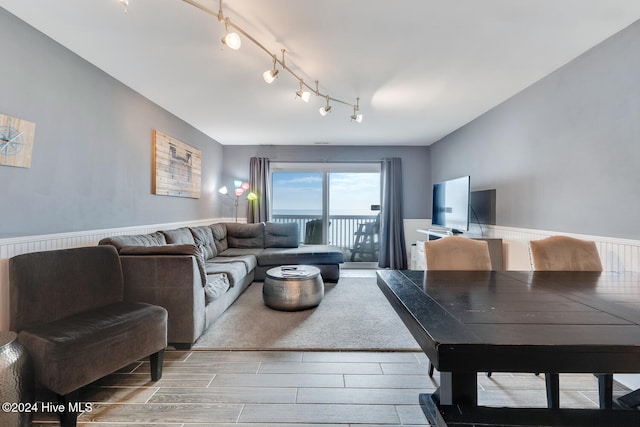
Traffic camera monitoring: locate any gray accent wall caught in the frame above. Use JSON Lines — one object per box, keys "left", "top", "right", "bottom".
{"left": 430, "top": 19, "right": 640, "bottom": 240}
{"left": 0, "top": 9, "right": 224, "bottom": 238}
{"left": 221, "top": 145, "right": 431, "bottom": 220}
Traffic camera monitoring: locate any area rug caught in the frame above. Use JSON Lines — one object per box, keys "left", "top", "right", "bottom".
{"left": 192, "top": 275, "right": 421, "bottom": 351}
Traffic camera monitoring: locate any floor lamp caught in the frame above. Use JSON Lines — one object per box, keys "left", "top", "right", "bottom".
{"left": 219, "top": 181, "right": 257, "bottom": 222}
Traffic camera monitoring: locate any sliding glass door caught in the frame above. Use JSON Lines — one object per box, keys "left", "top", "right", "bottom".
{"left": 271, "top": 163, "right": 381, "bottom": 261}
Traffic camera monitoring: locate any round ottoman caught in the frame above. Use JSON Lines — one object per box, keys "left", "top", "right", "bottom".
{"left": 0, "top": 332, "right": 34, "bottom": 427}
{"left": 263, "top": 265, "right": 324, "bottom": 311}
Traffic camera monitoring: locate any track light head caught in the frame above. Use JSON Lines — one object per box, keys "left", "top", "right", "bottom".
{"left": 263, "top": 69, "right": 279, "bottom": 84}
{"left": 263, "top": 56, "right": 279, "bottom": 84}
{"left": 119, "top": 0, "right": 129, "bottom": 13}
{"left": 319, "top": 96, "right": 332, "bottom": 116}
{"left": 221, "top": 18, "right": 241, "bottom": 49}
{"left": 295, "top": 80, "right": 311, "bottom": 103}
{"left": 350, "top": 97, "right": 363, "bottom": 122}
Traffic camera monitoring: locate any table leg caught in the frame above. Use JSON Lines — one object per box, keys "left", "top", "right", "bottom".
{"left": 421, "top": 372, "right": 478, "bottom": 426}
{"left": 439, "top": 371, "right": 478, "bottom": 406}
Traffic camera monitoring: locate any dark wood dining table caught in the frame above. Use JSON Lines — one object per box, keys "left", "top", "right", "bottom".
{"left": 377, "top": 269, "right": 640, "bottom": 427}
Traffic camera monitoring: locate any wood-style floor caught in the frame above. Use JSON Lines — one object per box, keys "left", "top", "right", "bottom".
{"left": 32, "top": 351, "right": 629, "bottom": 426}
{"left": 30, "top": 269, "right": 628, "bottom": 425}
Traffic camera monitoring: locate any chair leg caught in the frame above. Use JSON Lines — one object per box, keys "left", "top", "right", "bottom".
{"left": 150, "top": 349, "right": 165, "bottom": 381}
{"left": 597, "top": 373, "right": 613, "bottom": 409}
{"left": 58, "top": 390, "right": 80, "bottom": 427}
{"left": 428, "top": 362, "right": 435, "bottom": 377}
{"left": 545, "top": 373, "right": 560, "bottom": 409}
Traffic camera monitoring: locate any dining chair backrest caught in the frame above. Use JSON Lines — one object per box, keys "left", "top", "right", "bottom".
{"left": 424, "top": 236, "right": 491, "bottom": 271}
{"left": 529, "top": 235, "right": 602, "bottom": 271}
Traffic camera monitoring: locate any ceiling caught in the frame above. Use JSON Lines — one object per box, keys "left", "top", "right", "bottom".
{"left": 2, "top": 0, "right": 640, "bottom": 146}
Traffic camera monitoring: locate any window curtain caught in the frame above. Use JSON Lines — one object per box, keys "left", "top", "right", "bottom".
{"left": 248, "top": 157, "right": 270, "bottom": 223}
{"left": 378, "top": 158, "right": 408, "bottom": 269}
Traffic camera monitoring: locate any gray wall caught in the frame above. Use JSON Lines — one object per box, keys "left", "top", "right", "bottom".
{"left": 221, "top": 145, "right": 431, "bottom": 220}
{"left": 430, "top": 19, "right": 640, "bottom": 240}
{"left": 0, "top": 9, "right": 224, "bottom": 238}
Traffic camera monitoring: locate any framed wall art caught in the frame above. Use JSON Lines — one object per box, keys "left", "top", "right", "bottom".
{"left": 0, "top": 113, "right": 36, "bottom": 168}
{"left": 152, "top": 130, "right": 201, "bottom": 198}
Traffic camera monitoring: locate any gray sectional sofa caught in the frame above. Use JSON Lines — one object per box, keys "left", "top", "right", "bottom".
{"left": 99, "top": 221, "right": 344, "bottom": 349}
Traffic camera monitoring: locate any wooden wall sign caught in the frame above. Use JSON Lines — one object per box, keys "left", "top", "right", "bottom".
{"left": 152, "top": 130, "right": 201, "bottom": 198}
{"left": 0, "top": 113, "right": 36, "bottom": 169}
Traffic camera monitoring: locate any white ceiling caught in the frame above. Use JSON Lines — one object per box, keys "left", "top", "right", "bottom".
{"left": 2, "top": 0, "right": 640, "bottom": 146}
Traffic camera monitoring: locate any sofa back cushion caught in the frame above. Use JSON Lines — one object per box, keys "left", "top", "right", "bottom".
{"left": 225, "top": 222, "right": 265, "bottom": 248}
{"left": 98, "top": 231, "right": 167, "bottom": 252}
{"left": 265, "top": 222, "right": 299, "bottom": 248}
{"left": 190, "top": 226, "right": 218, "bottom": 260}
{"left": 210, "top": 223, "right": 228, "bottom": 252}
{"left": 162, "top": 227, "right": 196, "bottom": 245}
{"left": 9, "top": 246, "right": 124, "bottom": 331}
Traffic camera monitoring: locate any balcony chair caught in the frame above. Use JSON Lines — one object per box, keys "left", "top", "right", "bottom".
{"left": 304, "top": 219, "right": 324, "bottom": 244}
{"left": 529, "top": 235, "right": 611, "bottom": 409}
{"left": 350, "top": 213, "right": 380, "bottom": 262}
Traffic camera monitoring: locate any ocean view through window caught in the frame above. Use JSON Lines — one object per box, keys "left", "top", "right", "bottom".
{"left": 270, "top": 163, "right": 380, "bottom": 257}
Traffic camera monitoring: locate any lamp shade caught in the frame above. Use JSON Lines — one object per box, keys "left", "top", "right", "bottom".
{"left": 218, "top": 186, "right": 229, "bottom": 195}
{"left": 247, "top": 192, "right": 258, "bottom": 201}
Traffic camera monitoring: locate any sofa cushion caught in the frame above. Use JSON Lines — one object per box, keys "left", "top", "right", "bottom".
{"left": 190, "top": 226, "right": 218, "bottom": 260}
{"left": 225, "top": 222, "right": 265, "bottom": 248}
{"left": 162, "top": 227, "right": 197, "bottom": 245}
{"left": 210, "top": 255, "right": 257, "bottom": 274}
{"left": 258, "top": 245, "right": 345, "bottom": 266}
{"left": 265, "top": 222, "right": 299, "bottom": 248}
{"left": 204, "top": 273, "right": 230, "bottom": 304}
{"left": 210, "top": 223, "right": 228, "bottom": 253}
{"left": 204, "top": 261, "right": 247, "bottom": 288}
{"left": 98, "top": 232, "right": 167, "bottom": 251}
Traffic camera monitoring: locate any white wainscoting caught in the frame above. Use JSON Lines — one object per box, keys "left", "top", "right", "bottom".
{"left": 0, "top": 218, "right": 233, "bottom": 331}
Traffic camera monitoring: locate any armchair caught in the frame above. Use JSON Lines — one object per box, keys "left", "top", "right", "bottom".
{"left": 9, "top": 246, "right": 167, "bottom": 427}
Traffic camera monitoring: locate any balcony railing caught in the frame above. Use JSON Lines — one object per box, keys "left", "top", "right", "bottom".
{"left": 271, "top": 214, "right": 379, "bottom": 251}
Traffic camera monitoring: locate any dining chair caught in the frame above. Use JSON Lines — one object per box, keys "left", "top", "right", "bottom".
{"left": 529, "top": 235, "right": 610, "bottom": 409}
{"left": 423, "top": 236, "right": 491, "bottom": 271}
{"left": 424, "top": 236, "right": 491, "bottom": 378}
{"left": 529, "top": 235, "right": 603, "bottom": 271}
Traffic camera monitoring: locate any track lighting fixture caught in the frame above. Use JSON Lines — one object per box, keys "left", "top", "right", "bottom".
{"left": 221, "top": 17, "right": 241, "bottom": 50}
{"left": 351, "top": 97, "right": 363, "bottom": 123}
{"left": 119, "top": 0, "right": 129, "bottom": 13}
{"left": 178, "top": 0, "right": 363, "bottom": 121}
{"left": 319, "top": 96, "right": 332, "bottom": 116}
{"left": 295, "top": 80, "right": 311, "bottom": 103}
{"left": 263, "top": 55, "right": 279, "bottom": 84}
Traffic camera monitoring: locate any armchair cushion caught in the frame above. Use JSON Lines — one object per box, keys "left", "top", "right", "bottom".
{"left": 18, "top": 301, "right": 167, "bottom": 396}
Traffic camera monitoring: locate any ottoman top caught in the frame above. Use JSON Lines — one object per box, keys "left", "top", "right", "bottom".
{"left": 266, "top": 265, "right": 320, "bottom": 280}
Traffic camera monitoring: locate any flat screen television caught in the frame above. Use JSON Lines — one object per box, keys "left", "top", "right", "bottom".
{"left": 431, "top": 175, "right": 470, "bottom": 233}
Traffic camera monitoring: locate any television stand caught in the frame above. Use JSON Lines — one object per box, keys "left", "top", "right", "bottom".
{"left": 450, "top": 228, "right": 464, "bottom": 235}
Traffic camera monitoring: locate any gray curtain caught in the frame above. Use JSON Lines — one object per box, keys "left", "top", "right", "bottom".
{"left": 378, "top": 158, "right": 408, "bottom": 269}
{"left": 248, "top": 157, "right": 270, "bottom": 223}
